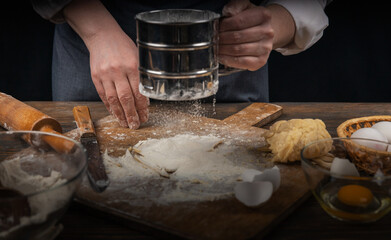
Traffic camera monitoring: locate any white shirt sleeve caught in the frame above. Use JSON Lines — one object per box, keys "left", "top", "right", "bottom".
{"left": 265, "top": 0, "right": 330, "bottom": 55}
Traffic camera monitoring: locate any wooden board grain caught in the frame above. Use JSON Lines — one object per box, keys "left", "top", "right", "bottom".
{"left": 64, "top": 102, "right": 309, "bottom": 239}
{"left": 223, "top": 102, "right": 282, "bottom": 128}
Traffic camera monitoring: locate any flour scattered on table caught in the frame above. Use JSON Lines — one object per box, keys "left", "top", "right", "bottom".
{"left": 102, "top": 134, "right": 269, "bottom": 205}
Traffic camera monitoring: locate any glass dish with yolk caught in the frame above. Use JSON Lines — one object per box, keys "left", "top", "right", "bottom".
{"left": 301, "top": 138, "right": 391, "bottom": 223}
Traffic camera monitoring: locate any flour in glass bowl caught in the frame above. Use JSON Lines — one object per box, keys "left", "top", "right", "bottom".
{"left": 0, "top": 154, "right": 73, "bottom": 237}
{"left": 103, "top": 133, "right": 268, "bottom": 205}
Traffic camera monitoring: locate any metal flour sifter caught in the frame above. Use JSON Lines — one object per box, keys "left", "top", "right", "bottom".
{"left": 135, "top": 9, "right": 241, "bottom": 101}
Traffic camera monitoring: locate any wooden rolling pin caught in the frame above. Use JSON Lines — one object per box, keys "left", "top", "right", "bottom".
{"left": 0, "top": 92, "right": 74, "bottom": 153}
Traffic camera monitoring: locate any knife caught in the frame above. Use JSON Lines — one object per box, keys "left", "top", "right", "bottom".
{"left": 73, "top": 106, "right": 109, "bottom": 192}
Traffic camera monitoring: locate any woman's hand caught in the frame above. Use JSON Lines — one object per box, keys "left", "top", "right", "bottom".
{"left": 88, "top": 29, "right": 149, "bottom": 129}
{"left": 63, "top": 0, "right": 149, "bottom": 129}
{"left": 219, "top": 0, "right": 295, "bottom": 71}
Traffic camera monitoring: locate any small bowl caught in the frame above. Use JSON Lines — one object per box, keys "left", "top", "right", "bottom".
{"left": 301, "top": 137, "right": 391, "bottom": 223}
{"left": 0, "top": 131, "right": 87, "bottom": 240}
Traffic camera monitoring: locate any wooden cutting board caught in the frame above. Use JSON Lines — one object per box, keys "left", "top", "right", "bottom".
{"left": 65, "top": 103, "right": 309, "bottom": 239}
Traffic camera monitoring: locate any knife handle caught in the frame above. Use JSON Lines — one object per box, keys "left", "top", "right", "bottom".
{"left": 73, "top": 106, "right": 96, "bottom": 136}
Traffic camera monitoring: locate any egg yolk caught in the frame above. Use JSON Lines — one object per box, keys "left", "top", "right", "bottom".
{"left": 337, "top": 184, "right": 373, "bottom": 207}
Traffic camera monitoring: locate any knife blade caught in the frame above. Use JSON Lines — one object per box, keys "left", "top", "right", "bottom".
{"left": 73, "top": 106, "right": 109, "bottom": 192}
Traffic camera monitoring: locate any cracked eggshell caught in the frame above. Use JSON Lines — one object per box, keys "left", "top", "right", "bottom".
{"left": 253, "top": 166, "right": 281, "bottom": 192}
{"left": 351, "top": 128, "right": 388, "bottom": 151}
{"left": 240, "top": 169, "right": 263, "bottom": 182}
{"left": 330, "top": 157, "right": 359, "bottom": 177}
{"left": 373, "top": 169, "right": 385, "bottom": 186}
{"left": 234, "top": 181, "right": 273, "bottom": 207}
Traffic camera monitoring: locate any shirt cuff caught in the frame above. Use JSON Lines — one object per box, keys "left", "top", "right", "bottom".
{"left": 266, "top": 0, "right": 329, "bottom": 55}
{"left": 31, "top": 0, "right": 72, "bottom": 24}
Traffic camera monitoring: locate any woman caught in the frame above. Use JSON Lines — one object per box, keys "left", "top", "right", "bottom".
{"left": 32, "top": 0, "right": 330, "bottom": 129}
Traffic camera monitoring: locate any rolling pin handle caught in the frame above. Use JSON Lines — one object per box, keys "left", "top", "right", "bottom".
{"left": 39, "top": 125, "right": 76, "bottom": 154}
{"left": 0, "top": 92, "right": 75, "bottom": 154}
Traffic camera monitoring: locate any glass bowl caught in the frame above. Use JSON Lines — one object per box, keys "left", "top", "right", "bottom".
{"left": 301, "top": 137, "right": 391, "bottom": 223}
{"left": 0, "top": 131, "right": 87, "bottom": 240}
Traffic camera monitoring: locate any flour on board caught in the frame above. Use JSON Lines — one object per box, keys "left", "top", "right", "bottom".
{"left": 102, "top": 133, "right": 269, "bottom": 205}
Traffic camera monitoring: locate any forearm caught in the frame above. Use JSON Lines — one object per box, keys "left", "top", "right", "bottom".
{"left": 266, "top": 4, "right": 295, "bottom": 50}
{"left": 62, "top": 0, "right": 123, "bottom": 51}
{"left": 61, "top": 0, "right": 147, "bottom": 129}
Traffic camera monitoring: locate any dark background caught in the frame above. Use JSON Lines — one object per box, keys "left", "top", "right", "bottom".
{"left": 1, "top": 1, "right": 390, "bottom": 102}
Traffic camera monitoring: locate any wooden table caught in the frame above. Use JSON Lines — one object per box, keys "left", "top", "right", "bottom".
{"left": 20, "top": 102, "right": 391, "bottom": 239}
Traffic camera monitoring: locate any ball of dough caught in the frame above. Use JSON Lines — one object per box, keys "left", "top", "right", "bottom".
{"left": 264, "top": 119, "right": 332, "bottom": 163}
